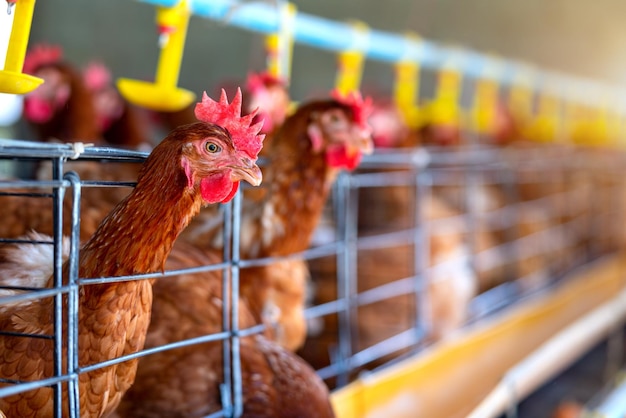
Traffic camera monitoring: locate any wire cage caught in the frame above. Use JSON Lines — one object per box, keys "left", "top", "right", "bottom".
{"left": 298, "top": 142, "right": 626, "bottom": 390}
{"left": 0, "top": 140, "right": 253, "bottom": 417}
{"left": 0, "top": 138, "right": 625, "bottom": 417}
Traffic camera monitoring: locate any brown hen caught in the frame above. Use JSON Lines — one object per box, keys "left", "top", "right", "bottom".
{"left": 0, "top": 90, "right": 264, "bottom": 417}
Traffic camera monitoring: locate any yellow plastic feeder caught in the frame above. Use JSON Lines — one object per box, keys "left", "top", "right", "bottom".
{"left": 0, "top": 0, "right": 44, "bottom": 95}
{"left": 334, "top": 21, "right": 369, "bottom": 96}
{"left": 393, "top": 33, "right": 423, "bottom": 128}
{"left": 117, "top": 0, "right": 195, "bottom": 112}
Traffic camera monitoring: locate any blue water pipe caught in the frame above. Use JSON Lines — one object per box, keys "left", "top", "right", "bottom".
{"left": 137, "top": 0, "right": 621, "bottom": 108}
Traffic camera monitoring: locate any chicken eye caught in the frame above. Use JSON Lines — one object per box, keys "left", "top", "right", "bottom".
{"left": 205, "top": 142, "right": 221, "bottom": 153}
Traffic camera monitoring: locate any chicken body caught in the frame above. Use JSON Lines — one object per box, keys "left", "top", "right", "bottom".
{"left": 114, "top": 243, "right": 335, "bottom": 418}
{"left": 0, "top": 120, "right": 263, "bottom": 417}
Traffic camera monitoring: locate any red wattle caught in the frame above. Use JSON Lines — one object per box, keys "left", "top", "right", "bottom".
{"left": 199, "top": 172, "right": 239, "bottom": 204}
{"left": 325, "top": 146, "right": 362, "bottom": 171}
{"left": 221, "top": 181, "right": 240, "bottom": 203}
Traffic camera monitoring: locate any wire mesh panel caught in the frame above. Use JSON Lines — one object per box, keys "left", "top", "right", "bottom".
{"left": 301, "top": 144, "right": 626, "bottom": 390}
{"left": 0, "top": 140, "right": 260, "bottom": 418}
{"left": 1, "top": 139, "right": 626, "bottom": 416}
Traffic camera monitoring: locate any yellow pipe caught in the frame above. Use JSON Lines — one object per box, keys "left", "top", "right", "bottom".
{"left": 427, "top": 67, "right": 463, "bottom": 128}
{"left": 264, "top": 2, "right": 296, "bottom": 82}
{"left": 531, "top": 94, "right": 560, "bottom": 143}
{"left": 335, "top": 50, "right": 365, "bottom": 95}
{"left": 335, "top": 21, "right": 368, "bottom": 95}
{"left": 265, "top": 33, "right": 281, "bottom": 78}
{"left": 393, "top": 60, "right": 421, "bottom": 128}
{"left": 117, "top": 0, "right": 195, "bottom": 112}
{"left": 508, "top": 84, "right": 533, "bottom": 125}
{"left": 507, "top": 68, "right": 535, "bottom": 139}
{"left": 472, "top": 78, "right": 499, "bottom": 135}
{"left": 154, "top": 1, "right": 189, "bottom": 88}
{"left": 0, "top": 0, "right": 44, "bottom": 94}
{"left": 5, "top": 0, "right": 33, "bottom": 72}
{"left": 392, "top": 33, "right": 422, "bottom": 128}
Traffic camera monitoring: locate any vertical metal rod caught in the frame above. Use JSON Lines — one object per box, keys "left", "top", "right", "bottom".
{"left": 464, "top": 163, "right": 480, "bottom": 282}
{"left": 51, "top": 157, "right": 65, "bottom": 418}
{"left": 606, "top": 164, "right": 620, "bottom": 256}
{"left": 585, "top": 160, "right": 597, "bottom": 263}
{"left": 501, "top": 166, "right": 521, "bottom": 282}
{"left": 334, "top": 172, "right": 354, "bottom": 387}
{"left": 413, "top": 170, "right": 431, "bottom": 345}
{"left": 604, "top": 326, "right": 624, "bottom": 383}
{"left": 220, "top": 201, "right": 233, "bottom": 415}
{"left": 64, "top": 171, "right": 82, "bottom": 418}
{"left": 612, "top": 165, "right": 625, "bottom": 255}
{"left": 230, "top": 190, "right": 243, "bottom": 417}
{"left": 535, "top": 160, "right": 554, "bottom": 277}
{"left": 607, "top": 167, "right": 619, "bottom": 254}
{"left": 559, "top": 161, "right": 572, "bottom": 274}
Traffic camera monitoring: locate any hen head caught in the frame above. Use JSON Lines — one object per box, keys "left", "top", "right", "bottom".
{"left": 83, "top": 61, "right": 124, "bottom": 131}
{"left": 245, "top": 71, "right": 290, "bottom": 134}
{"left": 22, "top": 44, "right": 71, "bottom": 123}
{"left": 154, "top": 88, "right": 264, "bottom": 204}
{"left": 422, "top": 123, "right": 461, "bottom": 147}
{"left": 175, "top": 123, "right": 262, "bottom": 203}
{"left": 368, "top": 101, "right": 409, "bottom": 148}
{"left": 306, "top": 90, "right": 374, "bottom": 170}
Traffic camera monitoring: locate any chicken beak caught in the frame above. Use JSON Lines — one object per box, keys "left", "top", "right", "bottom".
{"left": 353, "top": 128, "right": 374, "bottom": 155}
{"left": 230, "top": 158, "right": 263, "bottom": 187}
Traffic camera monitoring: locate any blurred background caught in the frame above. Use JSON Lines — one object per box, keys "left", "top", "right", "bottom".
{"left": 24, "top": 0, "right": 626, "bottom": 101}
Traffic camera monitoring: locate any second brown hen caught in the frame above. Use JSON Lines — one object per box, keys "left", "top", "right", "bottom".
{"left": 181, "top": 91, "right": 373, "bottom": 351}
{"left": 113, "top": 242, "right": 335, "bottom": 418}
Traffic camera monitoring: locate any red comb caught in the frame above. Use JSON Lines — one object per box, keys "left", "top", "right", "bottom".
{"left": 194, "top": 88, "right": 265, "bottom": 159}
{"left": 246, "top": 71, "right": 286, "bottom": 94}
{"left": 83, "top": 61, "right": 112, "bottom": 91}
{"left": 23, "top": 44, "right": 63, "bottom": 75}
{"left": 330, "top": 89, "right": 373, "bottom": 130}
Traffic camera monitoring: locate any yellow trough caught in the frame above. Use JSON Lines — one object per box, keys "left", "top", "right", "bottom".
{"left": 330, "top": 255, "right": 626, "bottom": 418}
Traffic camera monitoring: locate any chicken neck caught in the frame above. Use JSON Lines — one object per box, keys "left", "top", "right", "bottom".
{"left": 254, "top": 127, "right": 336, "bottom": 258}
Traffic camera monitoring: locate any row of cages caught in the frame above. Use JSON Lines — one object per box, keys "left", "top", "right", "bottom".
{"left": 0, "top": 139, "right": 625, "bottom": 416}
